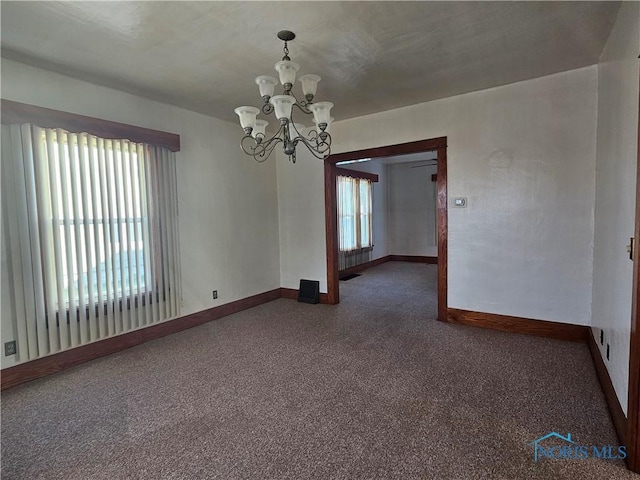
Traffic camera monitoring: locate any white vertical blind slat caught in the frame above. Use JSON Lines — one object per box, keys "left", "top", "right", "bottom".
{"left": 169, "top": 153, "right": 182, "bottom": 314}
{"left": 77, "top": 133, "right": 98, "bottom": 341}
{"left": 19, "top": 126, "right": 53, "bottom": 354}
{"left": 103, "top": 139, "right": 120, "bottom": 336}
{"left": 137, "top": 145, "right": 151, "bottom": 326}
{"left": 128, "top": 141, "right": 143, "bottom": 329}
{"left": 113, "top": 140, "right": 129, "bottom": 333}
{"left": 66, "top": 132, "right": 89, "bottom": 345}
{"left": 121, "top": 140, "right": 137, "bottom": 330}
{"left": 157, "top": 148, "right": 171, "bottom": 320}
{"left": 11, "top": 127, "right": 40, "bottom": 358}
{"left": 31, "top": 127, "right": 64, "bottom": 351}
{"left": 56, "top": 129, "right": 80, "bottom": 347}
{"left": 146, "top": 149, "right": 161, "bottom": 324}
{"left": 96, "top": 138, "right": 117, "bottom": 336}
{"left": 2, "top": 126, "right": 35, "bottom": 360}
{"left": 161, "top": 148, "right": 177, "bottom": 318}
{"left": 42, "top": 129, "right": 69, "bottom": 350}
{"left": 87, "top": 135, "right": 106, "bottom": 338}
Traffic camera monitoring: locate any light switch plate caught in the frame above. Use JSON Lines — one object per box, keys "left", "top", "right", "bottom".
{"left": 452, "top": 197, "right": 467, "bottom": 208}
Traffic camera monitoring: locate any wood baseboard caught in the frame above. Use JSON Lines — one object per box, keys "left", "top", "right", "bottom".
{"left": 446, "top": 308, "right": 589, "bottom": 343}
{"left": 389, "top": 255, "right": 437, "bottom": 264}
{"left": 280, "top": 288, "right": 330, "bottom": 304}
{"left": 1, "top": 288, "right": 282, "bottom": 391}
{"left": 587, "top": 330, "right": 627, "bottom": 445}
{"left": 339, "top": 256, "right": 390, "bottom": 276}
{"left": 338, "top": 255, "right": 437, "bottom": 277}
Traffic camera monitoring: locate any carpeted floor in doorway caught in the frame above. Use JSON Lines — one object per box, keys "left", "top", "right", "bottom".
{"left": 1, "top": 262, "right": 636, "bottom": 479}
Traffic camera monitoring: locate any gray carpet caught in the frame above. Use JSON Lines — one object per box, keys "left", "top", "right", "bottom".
{"left": 1, "top": 262, "right": 637, "bottom": 479}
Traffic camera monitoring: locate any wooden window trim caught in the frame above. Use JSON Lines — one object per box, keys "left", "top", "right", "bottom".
{"left": 334, "top": 166, "right": 379, "bottom": 182}
{"left": 1, "top": 99, "right": 180, "bottom": 152}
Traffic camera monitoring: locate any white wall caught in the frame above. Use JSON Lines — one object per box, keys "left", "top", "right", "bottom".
{"left": 591, "top": 2, "right": 640, "bottom": 415}
{"left": 1, "top": 59, "right": 281, "bottom": 368}
{"left": 278, "top": 66, "right": 598, "bottom": 327}
{"left": 388, "top": 162, "right": 437, "bottom": 257}
{"left": 341, "top": 161, "right": 389, "bottom": 261}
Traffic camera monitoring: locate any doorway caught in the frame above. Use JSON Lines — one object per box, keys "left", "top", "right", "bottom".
{"left": 324, "top": 137, "right": 448, "bottom": 321}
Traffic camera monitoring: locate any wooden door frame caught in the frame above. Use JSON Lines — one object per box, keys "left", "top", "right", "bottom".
{"left": 628, "top": 90, "right": 640, "bottom": 473}
{"left": 324, "top": 137, "right": 448, "bottom": 321}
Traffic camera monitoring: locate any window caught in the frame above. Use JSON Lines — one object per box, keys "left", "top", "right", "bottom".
{"left": 2, "top": 123, "right": 181, "bottom": 359}
{"left": 45, "top": 131, "right": 148, "bottom": 307}
{"left": 337, "top": 175, "right": 372, "bottom": 252}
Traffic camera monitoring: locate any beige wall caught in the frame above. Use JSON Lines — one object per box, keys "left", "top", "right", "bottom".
{"left": 0, "top": 59, "right": 282, "bottom": 368}
{"left": 278, "top": 66, "right": 598, "bottom": 327}
{"left": 388, "top": 162, "right": 438, "bottom": 257}
{"left": 591, "top": 1, "right": 640, "bottom": 415}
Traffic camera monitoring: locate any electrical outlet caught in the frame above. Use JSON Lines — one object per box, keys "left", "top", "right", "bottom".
{"left": 212, "top": 290, "right": 218, "bottom": 300}
{"left": 4, "top": 341, "right": 16, "bottom": 356}
{"left": 606, "top": 344, "right": 610, "bottom": 361}
{"left": 600, "top": 330, "right": 604, "bottom": 345}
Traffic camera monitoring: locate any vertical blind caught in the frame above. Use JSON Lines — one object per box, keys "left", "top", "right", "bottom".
{"left": 337, "top": 175, "right": 372, "bottom": 270}
{"left": 1, "top": 124, "right": 181, "bottom": 362}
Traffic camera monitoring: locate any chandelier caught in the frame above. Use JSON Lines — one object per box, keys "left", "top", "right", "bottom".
{"left": 234, "top": 30, "right": 333, "bottom": 164}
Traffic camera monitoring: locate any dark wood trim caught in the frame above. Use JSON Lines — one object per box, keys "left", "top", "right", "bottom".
{"left": 446, "top": 308, "right": 590, "bottom": 343}
{"left": 339, "top": 256, "right": 390, "bottom": 276}
{"left": 588, "top": 330, "right": 627, "bottom": 446}
{"left": 1, "top": 99, "right": 181, "bottom": 152}
{"left": 627, "top": 86, "right": 640, "bottom": 473}
{"left": 389, "top": 255, "right": 437, "bottom": 264}
{"left": 280, "top": 288, "right": 330, "bottom": 304}
{"left": 1, "top": 288, "right": 281, "bottom": 390}
{"left": 334, "top": 166, "right": 379, "bottom": 182}
{"left": 324, "top": 161, "right": 340, "bottom": 304}
{"left": 327, "top": 137, "right": 447, "bottom": 164}
{"left": 437, "top": 145, "right": 448, "bottom": 322}
{"left": 324, "top": 137, "right": 448, "bottom": 315}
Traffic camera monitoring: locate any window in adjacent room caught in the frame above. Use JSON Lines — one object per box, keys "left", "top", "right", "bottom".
{"left": 337, "top": 175, "right": 372, "bottom": 252}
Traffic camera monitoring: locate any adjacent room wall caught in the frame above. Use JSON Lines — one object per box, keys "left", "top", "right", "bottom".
{"left": 278, "top": 66, "right": 598, "bottom": 326}
{"left": 0, "top": 59, "right": 282, "bottom": 368}
{"left": 388, "top": 162, "right": 437, "bottom": 257}
{"left": 591, "top": 1, "right": 640, "bottom": 415}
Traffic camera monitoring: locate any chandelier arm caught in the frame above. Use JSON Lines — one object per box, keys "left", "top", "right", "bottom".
{"left": 293, "top": 132, "right": 332, "bottom": 159}
{"left": 292, "top": 100, "right": 313, "bottom": 115}
{"left": 305, "top": 128, "right": 331, "bottom": 152}
{"left": 254, "top": 136, "right": 284, "bottom": 162}
{"left": 240, "top": 127, "right": 285, "bottom": 162}
{"left": 261, "top": 102, "right": 274, "bottom": 115}
{"left": 254, "top": 138, "right": 282, "bottom": 162}
{"left": 286, "top": 91, "right": 313, "bottom": 115}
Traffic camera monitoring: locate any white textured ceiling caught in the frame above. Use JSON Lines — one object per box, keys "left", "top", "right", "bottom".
{"left": 1, "top": 1, "right": 621, "bottom": 124}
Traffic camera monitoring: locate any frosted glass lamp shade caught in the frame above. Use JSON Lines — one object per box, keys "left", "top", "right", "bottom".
{"left": 255, "top": 76, "right": 278, "bottom": 98}
{"left": 299, "top": 74, "right": 321, "bottom": 97}
{"left": 309, "top": 102, "right": 333, "bottom": 126}
{"left": 269, "top": 95, "right": 295, "bottom": 120}
{"left": 274, "top": 60, "right": 300, "bottom": 86}
{"left": 252, "top": 119, "right": 269, "bottom": 138}
{"left": 234, "top": 106, "right": 260, "bottom": 131}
